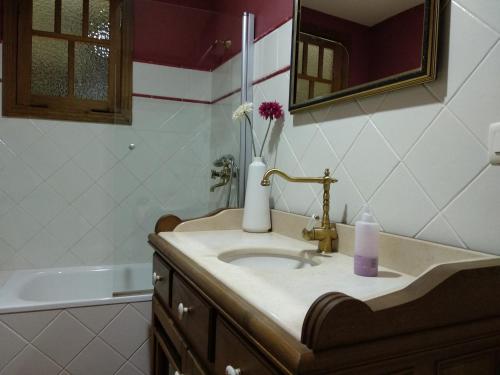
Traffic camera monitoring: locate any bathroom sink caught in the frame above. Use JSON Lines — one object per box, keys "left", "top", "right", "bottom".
{"left": 218, "top": 248, "right": 320, "bottom": 270}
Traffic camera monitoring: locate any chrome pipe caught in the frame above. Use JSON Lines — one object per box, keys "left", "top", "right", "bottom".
{"left": 239, "top": 12, "right": 255, "bottom": 207}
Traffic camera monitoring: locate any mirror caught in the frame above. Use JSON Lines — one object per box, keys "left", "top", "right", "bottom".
{"left": 289, "top": 0, "right": 439, "bottom": 112}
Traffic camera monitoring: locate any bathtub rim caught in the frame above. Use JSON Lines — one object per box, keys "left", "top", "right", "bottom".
{"left": 0, "top": 263, "right": 153, "bottom": 314}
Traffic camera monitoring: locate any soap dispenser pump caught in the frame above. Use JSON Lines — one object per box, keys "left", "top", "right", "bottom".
{"left": 354, "top": 205, "right": 380, "bottom": 277}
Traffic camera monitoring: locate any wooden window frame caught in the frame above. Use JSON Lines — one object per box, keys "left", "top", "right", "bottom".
{"left": 295, "top": 32, "right": 348, "bottom": 102}
{"left": 3, "top": 0, "right": 133, "bottom": 125}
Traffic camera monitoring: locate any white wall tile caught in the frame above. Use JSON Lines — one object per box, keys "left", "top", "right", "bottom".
{"left": 19, "top": 183, "right": 67, "bottom": 224}
{"left": 455, "top": 0, "right": 500, "bottom": 34}
{"left": 99, "top": 305, "right": 150, "bottom": 358}
{"left": 0, "top": 118, "right": 43, "bottom": 155}
{"left": 318, "top": 101, "right": 369, "bottom": 159}
{"left": 73, "top": 184, "right": 117, "bottom": 226}
{"left": 66, "top": 337, "right": 125, "bottom": 375}
{"left": 133, "top": 62, "right": 212, "bottom": 102}
{"left": 33, "top": 312, "right": 94, "bottom": 367}
{"left": 343, "top": 123, "right": 399, "bottom": 200}
{"left": 69, "top": 304, "right": 125, "bottom": 334}
{"left": 416, "top": 214, "right": 464, "bottom": 248}
{"left": 277, "top": 20, "right": 293, "bottom": 68}
{"left": 70, "top": 228, "right": 115, "bottom": 265}
{"left": 371, "top": 165, "right": 437, "bottom": 237}
{"left": 449, "top": 42, "right": 500, "bottom": 146}
{"left": 46, "top": 206, "right": 92, "bottom": 249}
{"left": 20, "top": 135, "right": 69, "bottom": 179}
{"left": 74, "top": 140, "right": 119, "bottom": 181}
{"left": 18, "top": 229, "right": 67, "bottom": 268}
{"left": 0, "top": 310, "right": 60, "bottom": 341}
{"left": 329, "top": 166, "right": 365, "bottom": 224}
{"left": 46, "top": 161, "right": 94, "bottom": 204}
{"left": 0, "top": 158, "right": 43, "bottom": 203}
{"left": 426, "top": 2, "right": 499, "bottom": 102}
{"left": 1, "top": 345, "right": 61, "bottom": 375}
{"left": 372, "top": 86, "right": 443, "bottom": 157}
{"left": 405, "top": 108, "right": 488, "bottom": 208}
{"left": 250, "top": 8, "right": 500, "bottom": 252}
{"left": 445, "top": 167, "right": 500, "bottom": 254}
{"left": 0, "top": 206, "right": 42, "bottom": 250}
{"left": 0, "top": 321, "right": 27, "bottom": 369}
{"left": 129, "top": 338, "right": 153, "bottom": 375}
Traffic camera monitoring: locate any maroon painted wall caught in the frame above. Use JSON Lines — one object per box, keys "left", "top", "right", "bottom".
{"left": 133, "top": 0, "right": 220, "bottom": 70}
{"left": 134, "top": 0, "right": 293, "bottom": 71}
{"left": 368, "top": 5, "right": 425, "bottom": 81}
{"left": 301, "top": 7, "right": 370, "bottom": 87}
{"left": 300, "top": 5, "right": 424, "bottom": 87}
{"left": 0, "top": 0, "right": 292, "bottom": 71}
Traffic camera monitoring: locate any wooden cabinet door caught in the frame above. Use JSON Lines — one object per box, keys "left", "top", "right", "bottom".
{"left": 215, "top": 318, "right": 278, "bottom": 375}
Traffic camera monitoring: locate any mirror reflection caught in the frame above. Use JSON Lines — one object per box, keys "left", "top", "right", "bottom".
{"left": 291, "top": 0, "right": 437, "bottom": 109}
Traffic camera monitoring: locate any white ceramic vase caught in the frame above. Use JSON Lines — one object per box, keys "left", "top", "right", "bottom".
{"left": 242, "top": 157, "right": 271, "bottom": 232}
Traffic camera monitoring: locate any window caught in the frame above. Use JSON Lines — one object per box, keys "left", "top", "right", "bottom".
{"left": 295, "top": 33, "right": 348, "bottom": 104}
{"left": 3, "top": 0, "right": 133, "bottom": 125}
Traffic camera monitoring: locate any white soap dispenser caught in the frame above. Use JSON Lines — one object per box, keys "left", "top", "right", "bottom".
{"left": 354, "top": 205, "right": 380, "bottom": 277}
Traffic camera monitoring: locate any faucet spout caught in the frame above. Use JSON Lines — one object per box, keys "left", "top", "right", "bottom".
{"left": 260, "top": 168, "right": 338, "bottom": 253}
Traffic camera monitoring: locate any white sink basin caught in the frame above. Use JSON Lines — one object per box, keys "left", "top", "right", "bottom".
{"left": 218, "top": 248, "right": 320, "bottom": 270}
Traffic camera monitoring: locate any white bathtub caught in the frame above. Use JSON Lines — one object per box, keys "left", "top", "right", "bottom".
{"left": 0, "top": 263, "right": 153, "bottom": 313}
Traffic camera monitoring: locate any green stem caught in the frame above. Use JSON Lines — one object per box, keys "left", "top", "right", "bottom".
{"left": 259, "top": 119, "right": 272, "bottom": 157}
{"left": 244, "top": 112, "right": 257, "bottom": 157}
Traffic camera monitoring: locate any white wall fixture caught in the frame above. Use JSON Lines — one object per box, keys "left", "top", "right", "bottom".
{"left": 488, "top": 123, "right": 500, "bottom": 165}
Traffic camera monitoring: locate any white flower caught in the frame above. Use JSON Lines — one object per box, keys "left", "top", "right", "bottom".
{"left": 232, "top": 102, "right": 253, "bottom": 121}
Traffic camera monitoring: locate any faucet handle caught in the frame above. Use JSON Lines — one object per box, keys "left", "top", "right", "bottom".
{"left": 306, "top": 214, "right": 320, "bottom": 231}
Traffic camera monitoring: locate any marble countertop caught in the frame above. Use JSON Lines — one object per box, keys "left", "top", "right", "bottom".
{"left": 159, "top": 229, "right": 416, "bottom": 340}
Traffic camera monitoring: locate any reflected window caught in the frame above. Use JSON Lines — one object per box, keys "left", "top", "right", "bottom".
{"left": 3, "top": 0, "right": 133, "bottom": 125}
{"left": 295, "top": 33, "right": 349, "bottom": 104}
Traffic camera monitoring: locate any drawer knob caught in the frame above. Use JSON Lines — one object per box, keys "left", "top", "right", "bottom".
{"left": 152, "top": 272, "right": 162, "bottom": 285}
{"left": 177, "top": 302, "right": 191, "bottom": 320}
{"left": 225, "top": 365, "right": 241, "bottom": 375}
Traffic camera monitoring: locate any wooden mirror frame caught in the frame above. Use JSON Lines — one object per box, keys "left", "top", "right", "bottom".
{"left": 289, "top": 0, "right": 439, "bottom": 113}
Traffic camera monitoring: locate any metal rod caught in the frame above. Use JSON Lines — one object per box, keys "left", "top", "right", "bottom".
{"left": 238, "top": 12, "right": 255, "bottom": 207}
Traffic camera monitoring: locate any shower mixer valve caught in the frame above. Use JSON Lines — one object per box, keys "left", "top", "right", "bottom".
{"left": 210, "top": 155, "right": 238, "bottom": 205}
{"left": 210, "top": 161, "right": 232, "bottom": 192}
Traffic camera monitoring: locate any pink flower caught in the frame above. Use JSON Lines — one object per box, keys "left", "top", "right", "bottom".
{"left": 259, "top": 101, "right": 284, "bottom": 121}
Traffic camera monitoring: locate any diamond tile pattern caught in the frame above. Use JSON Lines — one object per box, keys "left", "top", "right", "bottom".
{"left": 254, "top": 1, "right": 500, "bottom": 254}
{"left": 0, "top": 302, "right": 152, "bottom": 374}
{"left": 0, "top": 91, "right": 213, "bottom": 270}
{"left": 33, "top": 312, "right": 95, "bottom": 367}
{"left": 0, "top": 0, "right": 498, "bottom": 274}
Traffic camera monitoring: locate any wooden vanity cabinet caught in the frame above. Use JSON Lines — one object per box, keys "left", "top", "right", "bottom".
{"left": 150, "top": 212, "right": 500, "bottom": 375}
{"left": 152, "top": 251, "right": 280, "bottom": 375}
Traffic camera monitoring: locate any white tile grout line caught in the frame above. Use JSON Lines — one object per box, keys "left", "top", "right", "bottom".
{"left": 453, "top": 0, "right": 500, "bottom": 37}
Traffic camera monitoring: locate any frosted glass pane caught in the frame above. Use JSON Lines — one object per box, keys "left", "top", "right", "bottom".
{"left": 296, "top": 79, "right": 309, "bottom": 104}
{"left": 62, "top": 0, "right": 83, "bottom": 36}
{"left": 75, "top": 43, "right": 109, "bottom": 101}
{"left": 323, "top": 48, "right": 334, "bottom": 80}
{"left": 298, "top": 41, "right": 304, "bottom": 74}
{"left": 33, "top": 0, "right": 55, "bottom": 32}
{"left": 306, "top": 44, "right": 319, "bottom": 77}
{"left": 314, "top": 82, "right": 332, "bottom": 98}
{"left": 89, "top": 0, "right": 110, "bottom": 40}
{"left": 32, "top": 36, "right": 68, "bottom": 97}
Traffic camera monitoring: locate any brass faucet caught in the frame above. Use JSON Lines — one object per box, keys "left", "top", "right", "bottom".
{"left": 261, "top": 168, "right": 338, "bottom": 253}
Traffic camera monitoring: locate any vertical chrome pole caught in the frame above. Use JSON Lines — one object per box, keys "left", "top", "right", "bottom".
{"left": 239, "top": 12, "right": 255, "bottom": 207}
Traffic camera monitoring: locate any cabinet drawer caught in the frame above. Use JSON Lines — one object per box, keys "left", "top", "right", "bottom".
{"left": 215, "top": 318, "right": 277, "bottom": 375}
{"left": 185, "top": 350, "right": 207, "bottom": 375}
{"left": 171, "top": 273, "right": 213, "bottom": 361}
{"left": 153, "top": 254, "right": 172, "bottom": 306}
